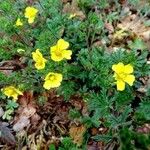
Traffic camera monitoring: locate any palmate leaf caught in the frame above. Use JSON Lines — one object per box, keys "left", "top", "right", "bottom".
{"left": 128, "top": 38, "right": 147, "bottom": 50}
{"left": 135, "top": 101, "right": 150, "bottom": 120}
{"left": 87, "top": 89, "right": 114, "bottom": 119}
{"left": 108, "top": 105, "right": 132, "bottom": 128}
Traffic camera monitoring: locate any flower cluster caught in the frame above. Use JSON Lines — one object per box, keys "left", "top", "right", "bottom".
{"left": 15, "top": 6, "right": 38, "bottom": 26}
{"left": 31, "top": 39, "right": 72, "bottom": 90}
{"left": 112, "top": 62, "right": 135, "bottom": 91}
{"left": 2, "top": 5, "right": 137, "bottom": 102}
{"left": 2, "top": 6, "right": 73, "bottom": 101}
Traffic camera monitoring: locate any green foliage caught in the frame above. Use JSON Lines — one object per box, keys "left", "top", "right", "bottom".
{"left": 2, "top": 100, "right": 19, "bottom": 120}
{"left": 0, "top": 0, "right": 150, "bottom": 149}
{"left": 6, "top": 100, "right": 19, "bottom": 110}
{"left": 57, "top": 81, "right": 76, "bottom": 101}
{"left": 86, "top": 89, "right": 113, "bottom": 119}
{"left": 37, "top": 96, "right": 47, "bottom": 105}
{"left": 49, "top": 144, "right": 56, "bottom": 150}
{"left": 128, "top": 38, "right": 147, "bottom": 50}
{"left": 91, "top": 134, "right": 112, "bottom": 142}
{"left": 69, "top": 108, "right": 81, "bottom": 119}
{"left": 135, "top": 100, "right": 150, "bottom": 121}
{"left": 108, "top": 105, "right": 132, "bottom": 128}
{"left": 58, "top": 137, "right": 80, "bottom": 150}
{"left": 119, "top": 128, "right": 150, "bottom": 150}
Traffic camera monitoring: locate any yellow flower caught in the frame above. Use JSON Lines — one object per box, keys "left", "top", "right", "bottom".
{"left": 43, "top": 72, "right": 63, "bottom": 90}
{"left": 69, "top": 13, "right": 77, "bottom": 19}
{"left": 32, "top": 49, "right": 47, "bottom": 70}
{"left": 50, "top": 39, "right": 72, "bottom": 62}
{"left": 15, "top": 18, "right": 23, "bottom": 26}
{"left": 112, "top": 62, "right": 135, "bottom": 91}
{"left": 24, "top": 6, "right": 38, "bottom": 24}
{"left": 1, "top": 86, "right": 23, "bottom": 101}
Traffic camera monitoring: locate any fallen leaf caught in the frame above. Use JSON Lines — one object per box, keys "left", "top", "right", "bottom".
{"left": 13, "top": 116, "right": 30, "bottom": 132}
{"left": 105, "top": 23, "right": 114, "bottom": 33}
{"left": 87, "top": 141, "right": 102, "bottom": 150}
{"left": 69, "top": 125, "right": 86, "bottom": 146}
{"left": 117, "top": 14, "right": 150, "bottom": 41}
{"left": 137, "top": 123, "right": 150, "bottom": 134}
{"left": 0, "top": 107, "right": 4, "bottom": 117}
{"left": 63, "top": 0, "right": 86, "bottom": 20}
{"left": 13, "top": 105, "right": 36, "bottom": 132}
{"left": 0, "top": 122, "right": 16, "bottom": 145}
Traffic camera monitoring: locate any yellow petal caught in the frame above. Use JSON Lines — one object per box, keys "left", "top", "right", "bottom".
{"left": 32, "top": 49, "right": 42, "bottom": 61}
{"left": 51, "top": 52, "right": 64, "bottom": 61}
{"left": 45, "top": 72, "right": 62, "bottom": 81}
{"left": 124, "top": 64, "right": 133, "bottom": 74}
{"left": 28, "top": 17, "right": 35, "bottom": 24}
{"left": 35, "top": 61, "right": 45, "bottom": 70}
{"left": 57, "top": 39, "right": 69, "bottom": 50}
{"left": 55, "top": 73, "right": 63, "bottom": 82}
{"left": 25, "top": 7, "right": 38, "bottom": 18}
{"left": 50, "top": 45, "right": 57, "bottom": 53}
{"left": 44, "top": 72, "right": 53, "bottom": 81}
{"left": 2, "top": 86, "right": 23, "bottom": 100}
{"left": 62, "top": 50, "right": 72, "bottom": 60}
{"left": 43, "top": 73, "right": 63, "bottom": 89}
{"left": 43, "top": 80, "right": 52, "bottom": 90}
{"left": 112, "top": 62, "right": 124, "bottom": 73}
{"left": 15, "top": 18, "right": 23, "bottom": 26}
{"left": 15, "top": 88, "right": 23, "bottom": 95}
{"left": 69, "top": 13, "right": 76, "bottom": 19}
{"left": 32, "top": 49, "right": 47, "bottom": 69}
{"left": 116, "top": 80, "right": 125, "bottom": 91}
{"left": 124, "top": 75, "right": 135, "bottom": 86}
{"left": 12, "top": 93, "right": 18, "bottom": 100}
{"left": 43, "top": 79, "right": 61, "bottom": 90}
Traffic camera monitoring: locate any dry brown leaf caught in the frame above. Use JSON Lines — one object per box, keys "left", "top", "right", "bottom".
{"left": 87, "top": 141, "right": 104, "bottom": 150}
{"left": 13, "top": 105, "right": 36, "bottom": 132}
{"left": 63, "top": 0, "right": 86, "bottom": 20}
{"left": 69, "top": 125, "right": 86, "bottom": 146}
{"left": 0, "top": 107, "right": 4, "bottom": 117}
{"left": 117, "top": 14, "right": 150, "bottom": 41}
{"left": 137, "top": 123, "right": 150, "bottom": 134}
{"left": 105, "top": 23, "right": 114, "bottom": 33}
{"left": 0, "top": 122, "right": 16, "bottom": 145}
{"left": 13, "top": 116, "right": 30, "bottom": 132}
{"left": 0, "top": 60, "right": 15, "bottom": 76}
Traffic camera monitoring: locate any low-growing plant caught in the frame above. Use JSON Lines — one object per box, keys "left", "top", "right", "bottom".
{"left": 0, "top": 0, "right": 150, "bottom": 149}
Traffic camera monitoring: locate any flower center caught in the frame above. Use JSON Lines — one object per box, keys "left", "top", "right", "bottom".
{"left": 55, "top": 49, "right": 62, "bottom": 57}
{"left": 49, "top": 75, "right": 55, "bottom": 80}
{"left": 117, "top": 72, "right": 127, "bottom": 81}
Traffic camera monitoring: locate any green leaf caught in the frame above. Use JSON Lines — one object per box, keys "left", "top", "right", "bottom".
{"left": 69, "top": 108, "right": 81, "bottom": 119}
{"left": 135, "top": 101, "right": 150, "bottom": 120}
{"left": 128, "top": 38, "right": 147, "bottom": 50}
{"left": 108, "top": 105, "right": 132, "bottom": 128}
{"left": 49, "top": 144, "right": 56, "bottom": 150}
{"left": 6, "top": 100, "right": 19, "bottom": 110}
{"left": 91, "top": 134, "right": 112, "bottom": 142}
{"left": 144, "top": 20, "right": 150, "bottom": 27}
